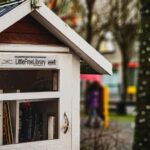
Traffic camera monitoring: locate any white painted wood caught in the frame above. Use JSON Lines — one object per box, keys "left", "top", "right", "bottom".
{"left": 0, "top": 140, "right": 65, "bottom": 150}
{"left": 0, "top": 54, "right": 72, "bottom": 150}
{"left": 0, "top": 52, "right": 73, "bottom": 70}
{"left": 0, "top": 53, "right": 59, "bottom": 69}
{"left": 58, "top": 54, "right": 72, "bottom": 150}
{"left": 0, "top": 44, "right": 69, "bottom": 53}
{"left": 0, "top": 92, "right": 60, "bottom": 101}
{"left": 31, "top": 4, "right": 112, "bottom": 75}
{"left": 0, "top": 0, "right": 32, "bottom": 33}
{"left": 0, "top": 90, "right": 3, "bottom": 145}
{"left": 71, "top": 54, "right": 80, "bottom": 150}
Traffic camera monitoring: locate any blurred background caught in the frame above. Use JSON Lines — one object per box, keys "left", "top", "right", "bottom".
{"left": 43, "top": 0, "right": 149, "bottom": 150}
{"left": 43, "top": 0, "right": 140, "bottom": 112}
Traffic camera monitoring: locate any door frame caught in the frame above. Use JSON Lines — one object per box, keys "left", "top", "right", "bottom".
{"left": 0, "top": 49, "right": 72, "bottom": 150}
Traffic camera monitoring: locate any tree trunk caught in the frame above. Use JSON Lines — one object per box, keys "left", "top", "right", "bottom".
{"left": 117, "top": 44, "right": 129, "bottom": 114}
{"left": 133, "top": 0, "right": 150, "bottom": 149}
{"left": 86, "top": 9, "right": 92, "bottom": 43}
{"left": 85, "top": 0, "right": 95, "bottom": 44}
{"left": 121, "top": 49, "right": 128, "bottom": 102}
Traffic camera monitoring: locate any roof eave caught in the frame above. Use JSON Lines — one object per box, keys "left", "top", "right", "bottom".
{"left": 31, "top": 4, "right": 112, "bottom": 75}
{"left": 0, "top": 1, "right": 112, "bottom": 75}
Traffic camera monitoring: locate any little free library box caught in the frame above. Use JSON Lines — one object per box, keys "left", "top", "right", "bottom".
{"left": 0, "top": 0, "right": 112, "bottom": 150}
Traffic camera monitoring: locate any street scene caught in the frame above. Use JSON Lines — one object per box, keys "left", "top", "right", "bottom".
{"left": 0, "top": 0, "right": 149, "bottom": 150}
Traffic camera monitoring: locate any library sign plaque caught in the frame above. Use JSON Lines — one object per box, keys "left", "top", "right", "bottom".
{"left": 0, "top": 53, "right": 58, "bottom": 69}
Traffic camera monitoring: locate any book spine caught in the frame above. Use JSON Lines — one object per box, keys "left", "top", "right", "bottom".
{"left": 48, "top": 116, "right": 55, "bottom": 140}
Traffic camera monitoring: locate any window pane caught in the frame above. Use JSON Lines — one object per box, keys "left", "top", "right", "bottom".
{"left": 3, "top": 99, "right": 59, "bottom": 145}
{"left": 0, "top": 70, "right": 59, "bottom": 93}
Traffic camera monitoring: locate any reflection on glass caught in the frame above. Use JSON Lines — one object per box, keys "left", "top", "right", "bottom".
{"left": 0, "top": 70, "right": 59, "bottom": 93}
{"left": 3, "top": 99, "right": 59, "bottom": 145}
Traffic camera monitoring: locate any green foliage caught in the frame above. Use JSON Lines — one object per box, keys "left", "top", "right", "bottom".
{"left": 110, "top": 114, "right": 135, "bottom": 123}
{"left": 45, "top": 0, "right": 80, "bottom": 15}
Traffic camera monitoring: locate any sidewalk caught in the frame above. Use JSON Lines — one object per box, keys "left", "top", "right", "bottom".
{"left": 81, "top": 116, "right": 134, "bottom": 150}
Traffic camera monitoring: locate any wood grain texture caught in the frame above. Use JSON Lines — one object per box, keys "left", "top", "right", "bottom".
{"left": 0, "top": 15, "right": 65, "bottom": 46}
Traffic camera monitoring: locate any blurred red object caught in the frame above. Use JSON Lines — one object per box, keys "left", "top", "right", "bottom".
{"left": 128, "top": 62, "right": 139, "bottom": 68}
{"left": 113, "top": 63, "right": 120, "bottom": 69}
{"left": 49, "top": 0, "right": 55, "bottom": 9}
{"left": 80, "top": 74, "right": 101, "bottom": 83}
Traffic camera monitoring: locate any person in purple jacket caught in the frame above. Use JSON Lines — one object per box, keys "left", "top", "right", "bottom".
{"left": 85, "top": 81, "right": 103, "bottom": 128}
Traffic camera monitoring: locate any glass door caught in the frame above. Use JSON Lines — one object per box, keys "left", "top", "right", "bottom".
{"left": 0, "top": 53, "right": 72, "bottom": 150}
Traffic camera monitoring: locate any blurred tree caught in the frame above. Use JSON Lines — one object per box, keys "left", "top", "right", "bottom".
{"left": 133, "top": 0, "right": 150, "bottom": 149}
{"left": 44, "top": 0, "right": 81, "bottom": 27}
{"left": 45, "top": 0, "right": 69, "bottom": 14}
{"left": 74, "top": 0, "right": 140, "bottom": 107}
{"left": 45, "top": 0, "right": 140, "bottom": 106}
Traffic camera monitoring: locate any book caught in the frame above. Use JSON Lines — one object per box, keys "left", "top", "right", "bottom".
{"left": 3, "top": 102, "right": 14, "bottom": 145}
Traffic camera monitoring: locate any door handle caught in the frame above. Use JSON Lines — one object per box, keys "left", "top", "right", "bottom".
{"left": 63, "top": 113, "right": 69, "bottom": 134}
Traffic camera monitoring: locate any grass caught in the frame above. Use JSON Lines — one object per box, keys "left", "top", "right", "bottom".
{"left": 110, "top": 114, "right": 135, "bottom": 122}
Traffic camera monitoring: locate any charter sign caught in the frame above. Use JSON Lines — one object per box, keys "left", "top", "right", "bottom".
{"left": 0, "top": 53, "right": 58, "bottom": 69}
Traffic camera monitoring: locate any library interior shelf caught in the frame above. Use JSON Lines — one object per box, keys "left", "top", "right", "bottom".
{"left": 0, "top": 70, "right": 59, "bottom": 145}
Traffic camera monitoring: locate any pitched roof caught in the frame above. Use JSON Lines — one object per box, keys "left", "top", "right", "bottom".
{"left": 0, "top": 0, "right": 112, "bottom": 75}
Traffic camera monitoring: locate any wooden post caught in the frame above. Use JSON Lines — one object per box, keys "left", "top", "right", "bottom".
{"left": 0, "top": 90, "right": 3, "bottom": 145}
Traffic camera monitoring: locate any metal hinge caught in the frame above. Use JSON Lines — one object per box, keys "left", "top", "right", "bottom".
{"left": 31, "top": 0, "right": 42, "bottom": 9}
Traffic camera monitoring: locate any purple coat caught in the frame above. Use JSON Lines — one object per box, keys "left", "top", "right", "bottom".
{"left": 87, "top": 90, "right": 99, "bottom": 109}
